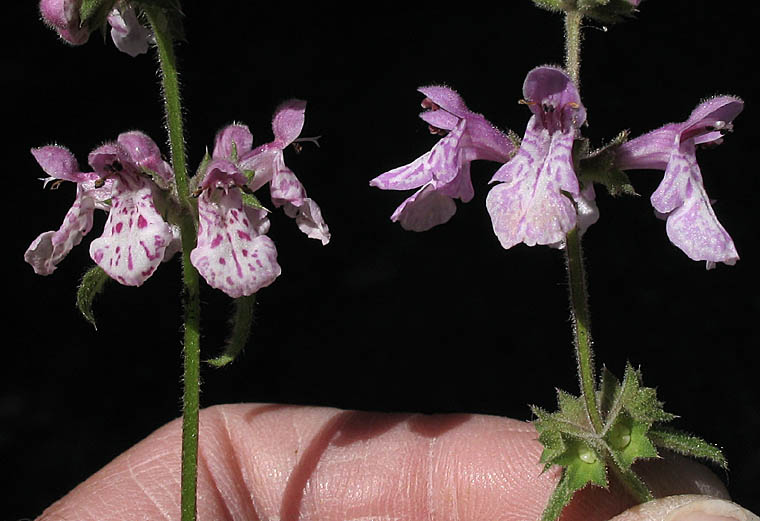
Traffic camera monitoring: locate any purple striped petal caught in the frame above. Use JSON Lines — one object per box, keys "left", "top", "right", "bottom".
{"left": 487, "top": 116, "right": 579, "bottom": 249}
{"left": 25, "top": 186, "right": 95, "bottom": 275}
{"left": 213, "top": 124, "right": 254, "bottom": 161}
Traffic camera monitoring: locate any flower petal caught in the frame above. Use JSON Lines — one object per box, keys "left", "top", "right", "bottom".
{"left": 89, "top": 175, "right": 172, "bottom": 286}
{"left": 487, "top": 117, "right": 579, "bottom": 249}
{"left": 25, "top": 187, "right": 95, "bottom": 275}
{"left": 39, "top": 0, "right": 90, "bottom": 45}
{"left": 614, "top": 124, "right": 679, "bottom": 171}
{"left": 270, "top": 155, "right": 307, "bottom": 207}
{"left": 391, "top": 183, "right": 457, "bottom": 232}
{"left": 213, "top": 124, "right": 254, "bottom": 161}
{"left": 272, "top": 99, "right": 307, "bottom": 148}
{"left": 107, "top": 6, "right": 151, "bottom": 57}
{"left": 31, "top": 145, "right": 95, "bottom": 183}
{"left": 282, "top": 197, "right": 331, "bottom": 245}
{"left": 117, "top": 131, "right": 173, "bottom": 183}
{"left": 651, "top": 141, "right": 738, "bottom": 265}
{"left": 191, "top": 187, "right": 281, "bottom": 297}
{"left": 523, "top": 66, "right": 586, "bottom": 130}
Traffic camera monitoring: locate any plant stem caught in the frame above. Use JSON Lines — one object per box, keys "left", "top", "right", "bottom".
{"left": 565, "top": 229, "right": 602, "bottom": 432}
{"left": 563, "top": 9, "right": 602, "bottom": 432}
{"left": 564, "top": 9, "right": 583, "bottom": 86}
{"left": 145, "top": 8, "right": 201, "bottom": 521}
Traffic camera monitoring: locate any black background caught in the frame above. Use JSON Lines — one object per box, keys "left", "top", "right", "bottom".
{"left": 4, "top": 2, "right": 759, "bottom": 519}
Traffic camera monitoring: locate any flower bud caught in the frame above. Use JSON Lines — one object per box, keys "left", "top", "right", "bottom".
{"left": 39, "top": 0, "right": 90, "bottom": 45}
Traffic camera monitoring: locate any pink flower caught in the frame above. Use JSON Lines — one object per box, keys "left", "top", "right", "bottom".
{"left": 486, "top": 66, "right": 596, "bottom": 249}
{"left": 190, "top": 160, "right": 280, "bottom": 298}
{"left": 615, "top": 96, "right": 743, "bottom": 267}
{"left": 39, "top": 0, "right": 151, "bottom": 56}
{"left": 370, "top": 86, "right": 514, "bottom": 231}
{"left": 25, "top": 132, "right": 176, "bottom": 286}
{"left": 190, "top": 100, "right": 328, "bottom": 298}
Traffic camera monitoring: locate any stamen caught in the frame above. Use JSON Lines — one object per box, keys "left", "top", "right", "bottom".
{"left": 428, "top": 124, "right": 449, "bottom": 137}
{"left": 94, "top": 178, "right": 107, "bottom": 188}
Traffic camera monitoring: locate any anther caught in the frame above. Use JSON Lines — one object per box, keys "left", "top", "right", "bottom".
{"left": 421, "top": 98, "right": 440, "bottom": 111}
{"left": 428, "top": 125, "right": 449, "bottom": 137}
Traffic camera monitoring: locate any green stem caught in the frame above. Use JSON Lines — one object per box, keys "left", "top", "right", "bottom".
{"left": 145, "top": 8, "right": 201, "bottom": 521}
{"left": 564, "top": 9, "right": 583, "bottom": 85}
{"left": 562, "top": 9, "right": 602, "bottom": 432}
{"left": 565, "top": 229, "right": 602, "bottom": 432}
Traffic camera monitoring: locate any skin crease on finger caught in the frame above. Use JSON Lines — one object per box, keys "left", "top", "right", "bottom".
{"left": 36, "top": 404, "right": 730, "bottom": 521}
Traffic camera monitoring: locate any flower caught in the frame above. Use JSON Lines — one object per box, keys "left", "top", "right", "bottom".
{"left": 39, "top": 0, "right": 151, "bottom": 56}
{"left": 370, "top": 86, "right": 514, "bottom": 231}
{"left": 615, "top": 96, "right": 743, "bottom": 267}
{"left": 190, "top": 160, "right": 280, "bottom": 298}
{"left": 107, "top": 5, "right": 152, "bottom": 57}
{"left": 219, "top": 100, "right": 330, "bottom": 245}
{"left": 190, "top": 100, "right": 328, "bottom": 298}
{"left": 25, "top": 132, "right": 176, "bottom": 286}
{"left": 486, "top": 66, "right": 594, "bottom": 249}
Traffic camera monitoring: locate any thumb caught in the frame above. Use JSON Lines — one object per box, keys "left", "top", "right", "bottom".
{"left": 609, "top": 496, "right": 759, "bottom": 521}
{"left": 37, "top": 403, "right": 734, "bottom": 521}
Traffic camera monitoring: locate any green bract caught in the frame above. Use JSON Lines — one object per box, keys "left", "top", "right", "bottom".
{"left": 533, "top": 363, "right": 726, "bottom": 521}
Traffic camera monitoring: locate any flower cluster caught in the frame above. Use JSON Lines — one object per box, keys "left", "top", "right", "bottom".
{"left": 372, "top": 65, "right": 742, "bottom": 266}
{"left": 39, "top": 0, "right": 151, "bottom": 56}
{"left": 26, "top": 101, "right": 329, "bottom": 297}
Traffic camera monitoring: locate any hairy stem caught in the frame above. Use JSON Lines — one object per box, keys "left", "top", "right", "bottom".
{"left": 563, "top": 9, "right": 602, "bottom": 432}
{"left": 145, "top": 8, "right": 201, "bottom": 521}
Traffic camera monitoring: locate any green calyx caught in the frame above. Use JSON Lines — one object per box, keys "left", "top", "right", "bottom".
{"left": 575, "top": 131, "right": 638, "bottom": 197}
{"left": 533, "top": 363, "right": 726, "bottom": 521}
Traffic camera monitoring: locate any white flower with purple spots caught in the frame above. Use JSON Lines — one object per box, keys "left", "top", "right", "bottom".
{"left": 190, "top": 100, "right": 328, "bottom": 297}
{"left": 615, "top": 96, "right": 743, "bottom": 267}
{"left": 370, "top": 86, "right": 515, "bottom": 231}
{"left": 190, "top": 160, "right": 280, "bottom": 298}
{"left": 25, "top": 131, "right": 176, "bottom": 286}
{"left": 486, "top": 66, "right": 596, "bottom": 249}
{"left": 87, "top": 132, "right": 175, "bottom": 285}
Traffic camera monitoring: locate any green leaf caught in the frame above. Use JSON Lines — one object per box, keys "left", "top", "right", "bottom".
{"left": 206, "top": 294, "right": 256, "bottom": 368}
{"left": 531, "top": 0, "right": 566, "bottom": 13}
{"left": 597, "top": 366, "right": 622, "bottom": 422}
{"left": 541, "top": 471, "right": 575, "bottom": 521}
{"left": 577, "top": 131, "right": 638, "bottom": 197}
{"left": 76, "top": 265, "right": 111, "bottom": 329}
{"left": 648, "top": 427, "right": 728, "bottom": 470}
{"left": 620, "top": 363, "right": 677, "bottom": 424}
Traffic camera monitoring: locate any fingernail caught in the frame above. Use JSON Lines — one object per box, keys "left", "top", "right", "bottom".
{"left": 667, "top": 498, "right": 760, "bottom": 521}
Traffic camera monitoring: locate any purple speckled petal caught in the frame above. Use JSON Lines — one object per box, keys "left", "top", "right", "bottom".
{"left": 282, "top": 197, "right": 331, "bottom": 245}
{"left": 213, "top": 124, "right": 254, "bottom": 161}
{"left": 31, "top": 145, "right": 95, "bottom": 183}
{"left": 651, "top": 141, "right": 738, "bottom": 265}
{"left": 270, "top": 156, "right": 307, "bottom": 207}
{"left": 24, "top": 185, "right": 96, "bottom": 275}
{"left": 89, "top": 174, "right": 172, "bottom": 286}
{"left": 107, "top": 6, "right": 151, "bottom": 57}
{"left": 117, "top": 131, "right": 173, "bottom": 183}
{"left": 391, "top": 184, "right": 457, "bottom": 232}
{"left": 487, "top": 116, "right": 579, "bottom": 249}
{"left": 191, "top": 186, "right": 281, "bottom": 298}
{"left": 272, "top": 99, "right": 307, "bottom": 148}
